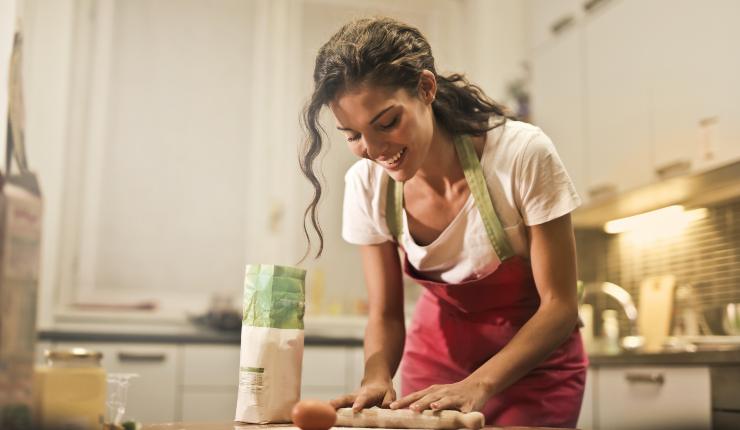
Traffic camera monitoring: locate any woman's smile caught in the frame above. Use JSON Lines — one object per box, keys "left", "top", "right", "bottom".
{"left": 377, "top": 147, "right": 407, "bottom": 170}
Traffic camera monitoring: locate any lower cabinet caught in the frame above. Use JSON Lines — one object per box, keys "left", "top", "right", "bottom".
{"left": 594, "top": 365, "right": 711, "bottom": 430}
{"left": 577, "top": 368, "right": 595, "bottom": 430}
{"left": 48, "top": 341, "right": 366, "bottom": 424}
{"left": 52, "top": 342, "right": 179, "bottom": 424}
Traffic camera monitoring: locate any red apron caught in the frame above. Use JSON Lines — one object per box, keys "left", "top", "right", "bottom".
{"left": 386, "top": 134, "right": 587, "bottom": 428}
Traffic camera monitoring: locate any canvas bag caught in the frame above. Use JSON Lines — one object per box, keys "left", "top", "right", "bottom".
{"left": 235, "top": 264, "right": 305, "bottom": 423}
{"left": 0, "top": 29, "right": 43, "bottom": 430}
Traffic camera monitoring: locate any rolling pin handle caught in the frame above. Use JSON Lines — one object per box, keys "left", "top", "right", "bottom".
{"left": 457, "top": 411, "right": 485, "bottom": 430}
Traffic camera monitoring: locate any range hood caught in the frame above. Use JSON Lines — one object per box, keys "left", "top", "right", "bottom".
{"left": 572, "top": 159, "right": 740, "bottom": 229}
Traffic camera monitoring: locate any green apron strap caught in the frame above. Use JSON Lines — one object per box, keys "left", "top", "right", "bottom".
{"left": 453, "top": 135, "right": 515, "bottom": 260}
{"left": 384, "top": 134, "right": 514, "bottom": 260}
{"left": 385, "top": 175, "right": 403, "bottom": 242}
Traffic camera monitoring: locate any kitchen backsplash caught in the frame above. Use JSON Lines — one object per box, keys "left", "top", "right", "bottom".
{"left": 575, "top": 197, "right": 740, "bottom": 335}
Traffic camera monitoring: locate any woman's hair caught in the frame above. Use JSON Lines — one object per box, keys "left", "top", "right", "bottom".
{"left": 300, "top": 16, "right": 512, "bottom": 259}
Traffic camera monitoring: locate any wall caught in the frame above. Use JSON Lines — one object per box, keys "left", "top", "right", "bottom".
{"left": 21, "top": 0, "right": 529, "bottom": 325}
{"left": 576, "top": 197, "right": 740, "bottom": 335}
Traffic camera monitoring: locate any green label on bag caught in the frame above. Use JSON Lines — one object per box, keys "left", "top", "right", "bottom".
{"left": 242, "top": 264, "right": 306, "bottom": 329}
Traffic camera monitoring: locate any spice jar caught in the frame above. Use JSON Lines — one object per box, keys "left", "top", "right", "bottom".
{"left": 34, "top": 348, "right": 107, "bottom": 430}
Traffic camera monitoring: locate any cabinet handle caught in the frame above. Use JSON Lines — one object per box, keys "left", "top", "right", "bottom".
{"left": 654, "top": 159, "right": 691, "bottom": 179}
{"left": 118, "top": 352, "right": 167, "bottom": 362}
{"left": 587, "top": 183, "right": 617, "bottom": 200}
{"left": 550, "top": 15, "right": 575, "bottom": 35}
{"left": 584, "top": 0, "right": 611, "bottom": 13}
{"left": 625, "top": 372, "right": 665, "bottom": 385}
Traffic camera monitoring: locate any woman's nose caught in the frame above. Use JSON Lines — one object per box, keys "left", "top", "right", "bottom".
{"left": 364, "top": 136, "right": 387, "bottom": 159}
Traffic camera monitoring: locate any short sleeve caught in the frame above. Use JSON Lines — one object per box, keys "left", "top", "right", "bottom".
{"left": 342, "top": 164, "right": 388, "bottom": 245}
{"left": 514, "top": 131, "right": 582, "bottom": 226}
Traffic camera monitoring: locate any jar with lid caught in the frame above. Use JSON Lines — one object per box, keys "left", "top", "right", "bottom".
{"left": 34, "top": 348, "right": 107, "bottom": 430}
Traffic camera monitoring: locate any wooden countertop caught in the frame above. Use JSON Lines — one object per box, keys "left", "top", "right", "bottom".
{"left": 142, "top": 423, "right": 572, "bottom": 430}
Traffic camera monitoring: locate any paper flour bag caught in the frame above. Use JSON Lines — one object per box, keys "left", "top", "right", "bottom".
{"left": 235, "top": 264, "right": 306, "bottom": 423}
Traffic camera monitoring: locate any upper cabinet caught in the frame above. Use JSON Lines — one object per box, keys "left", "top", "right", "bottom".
{"left": 529, "top": 0, "right": 740, "bottom": 204}
{"left": 647, "top": 0, "right": 740, "bottom": 174}
{"left": 528, "top": 0, "right": 582, "bottom": 50}
{"left": 531, "top": 20, "right": 587, "bottom": 200}
{"left": 582, "top": 0, "right": 654, "bottom": 196}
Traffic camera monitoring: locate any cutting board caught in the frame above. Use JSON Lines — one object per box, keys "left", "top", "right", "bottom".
{"left": 637, "top": 275, "right": 676, "bottom": 351}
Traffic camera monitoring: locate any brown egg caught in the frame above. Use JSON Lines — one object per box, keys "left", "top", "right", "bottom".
{"left": 291, "top": 399, "right": 337, "bottom": 430}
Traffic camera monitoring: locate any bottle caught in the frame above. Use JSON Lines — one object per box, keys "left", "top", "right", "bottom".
{"left": 34, "top": 348, "right": 107, "bottom": 430}
{"left": 579, "top": 304, "right": 594, "bottom": 353}
{"left": 602, "top": 309, "right": 620, "bottom": 354}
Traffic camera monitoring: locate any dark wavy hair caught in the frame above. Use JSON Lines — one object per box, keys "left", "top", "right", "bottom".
{"left": 300, "top": 16, "right": 512, "bottom": 259}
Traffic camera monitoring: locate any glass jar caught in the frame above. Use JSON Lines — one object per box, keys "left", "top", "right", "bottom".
{"left": 34, "top": 348, "right": 107, "bottom": 430}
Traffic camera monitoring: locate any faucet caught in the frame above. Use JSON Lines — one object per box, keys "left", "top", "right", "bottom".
{"left": 580, "top": 281, "right": 639, "bottom": 337}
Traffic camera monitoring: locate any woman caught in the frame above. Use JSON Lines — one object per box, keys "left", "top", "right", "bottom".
{"left": 300, "top": 17, "right": 587, "bottom": 428}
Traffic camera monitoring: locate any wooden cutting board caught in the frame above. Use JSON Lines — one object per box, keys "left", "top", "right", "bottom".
{"left": 637, "top": 275, "right": 676, "bottom": 351}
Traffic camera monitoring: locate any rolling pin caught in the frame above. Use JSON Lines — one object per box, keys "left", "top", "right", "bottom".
{"left": 335, "top": 407, "right": 485, "bottom": 430}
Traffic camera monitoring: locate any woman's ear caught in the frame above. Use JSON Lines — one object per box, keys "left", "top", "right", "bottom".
{"left": 417, "top": 70, "right": 437, "bottom": 104}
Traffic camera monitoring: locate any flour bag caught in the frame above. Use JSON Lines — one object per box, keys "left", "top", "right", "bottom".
{"left": 235, "top": 264, "right": 306, "bottom": 423}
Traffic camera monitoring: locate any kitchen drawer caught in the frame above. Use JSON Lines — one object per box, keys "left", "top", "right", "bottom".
{"left": 596, "top": 365, "right": 711, "bottom": 430}
{"left": 182, "top": 344, "right": 240, "bottom": 387}
{"left": 302, "top": 346, "right": 348, "bottom": 389}
{"left": 54, "top": 341, "right": 179, "bottom": 424}
{"left": 713, "top": 411, "right": 740, "bottom": 430}
{"left": 181, "top": 389, "right": 238, "bottom": 422}
{"left": 711, "top": 366, "right": 740, "bottom": 411}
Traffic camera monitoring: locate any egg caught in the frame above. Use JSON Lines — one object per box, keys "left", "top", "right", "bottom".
{"left": 291, "top": 399, "right": 337, "bottom": 430}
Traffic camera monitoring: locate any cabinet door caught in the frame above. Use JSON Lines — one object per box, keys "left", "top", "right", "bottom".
{"left": 577, "top": 368, "right": 595, "bottom": 430}
{"left": 55, "top": 342, "right": 179, "bottom": 424}
{"left": 181, "top": 344, "right": 239, "bottom": 387}
{"left": 596, "top": 366, "right": 711, "bottom": 430}
{"left": 301, "top": 346, "right": 348, "bottom": 401}
{"left": 648, "top": 0, "right": 740, "bottom": 173}
{"left": 528, "top": 0, "right": 581, "bottom": 50}
{"left": 180, "top": 344, "right": 240, "bottom": 421}
{"left": 583, "top": 0, "right": 654, "bottom": 197}
{"left": 531, "top": 21, "right": 587, "bottom": 203}
{"left": 181, "top": 390, "right": 237, "bottom": 422}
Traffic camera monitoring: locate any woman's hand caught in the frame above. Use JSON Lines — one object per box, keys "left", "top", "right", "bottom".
{"left": 389, "top": 377, "right": 491, "bottom": 413}
{"left": 330, "top": 377, "right": 397, "bottom": 411}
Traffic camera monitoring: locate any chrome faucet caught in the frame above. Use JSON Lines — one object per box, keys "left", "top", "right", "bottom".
{"left": 581, "top": 281, "right": 638, "bottom": 336}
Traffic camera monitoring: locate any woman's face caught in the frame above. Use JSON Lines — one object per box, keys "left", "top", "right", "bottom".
{"left": 329, "top": 78, "right": 435, "bottom": 182}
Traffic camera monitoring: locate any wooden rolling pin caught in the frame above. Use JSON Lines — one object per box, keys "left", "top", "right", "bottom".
{"left": 335, "top": 407, "right": 485, "bottom": 430}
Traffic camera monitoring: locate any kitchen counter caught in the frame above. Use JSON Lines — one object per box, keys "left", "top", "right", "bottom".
{"left": 141, "top": 424, "right": 573, "bottom": 430}
{"left": 589, "top": 348, "right": 740, "bottom": 365}
{"left": 38, "top": 328, "right": 362, "bottom": 346}
{"left": 38, "top": 315, "right": 367, "bottom": 346}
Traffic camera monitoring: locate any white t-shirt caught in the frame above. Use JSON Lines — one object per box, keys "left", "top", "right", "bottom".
{"left": 341, "top": 120, "right": 581, "bottom": 284}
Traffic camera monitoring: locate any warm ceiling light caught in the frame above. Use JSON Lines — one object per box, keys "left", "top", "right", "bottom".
{"left": 604, "top": 205, "right": 707, "bottom": 234}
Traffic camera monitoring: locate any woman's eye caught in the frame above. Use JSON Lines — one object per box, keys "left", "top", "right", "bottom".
{"left": 380, "top": 117, "right": 398, "bottom": 130}
{"left": 347, "top": 134, "right": 361, "bottom": 142}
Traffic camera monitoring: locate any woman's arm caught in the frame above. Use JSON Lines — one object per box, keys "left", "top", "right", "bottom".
{"left": 330, "top": 241, "right": 406, "bottom": 411}
{"left": 391, "top": 213, "right": 579, "bottom": 412}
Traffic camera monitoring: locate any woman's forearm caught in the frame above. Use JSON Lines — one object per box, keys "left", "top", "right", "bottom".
{"left": 472, "top": 299, "right": 579, "bottom": 395}
{"left": 362, "top": 314, "right": 405, "bottom": 384}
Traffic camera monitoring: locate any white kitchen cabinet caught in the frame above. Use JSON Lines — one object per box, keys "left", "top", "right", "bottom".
{"left": 577, "top": 368, "right": 596, "bottom": 430}
{"left": 530, "top": 18, "right": 588, "bottom": 203}
{"left": 647, "top": 0, "right": 740, "bottom": 174}
{"left": 527, "top": 0, "right": 582, "bottom": 50}
{"left": 54, "top": 341, "right": 179, "bottom": 424}
{"left": 596, "top": 365, "right": 711, "bottom": 430}
{"left": 181, "top": 391, "right": 238, "bottom": 422}
{"left": 180, "top": 344, "right": 240, "bottom": 421}
{"left": 301, "top": 346, "right": 351, "bottom": 401}
{"left": 583, "top": 0, "right": 654, "bottom": 197}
